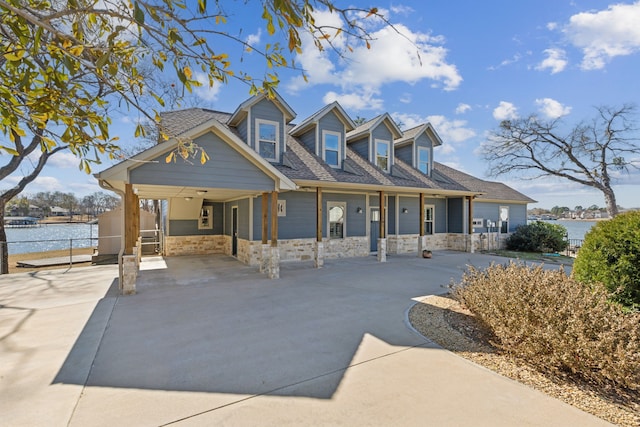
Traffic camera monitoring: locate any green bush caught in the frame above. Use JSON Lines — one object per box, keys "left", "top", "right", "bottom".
{"left": 506, "top": 221, "right": 568, "bottom": 253}
{"left": 453, "top": 262, "right": 640, "bottom": 391}
{"left": 573, "top": 211, "right": 640, "bottom": 309}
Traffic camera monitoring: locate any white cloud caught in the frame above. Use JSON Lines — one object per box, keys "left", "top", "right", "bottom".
{"left": 323, "top": 90, "right": 383, "bottom": 111}
{"left": 563, "top": 1, "right": 640, "bottom": 70}
{"left": 535, "top": 98, "right": 572, "bottom": 119}
{"left": 193, "top": 72, "right": 222, "bottom": 102}
{"left": 48, "top": 151, "right": 79, "bottom": 169}
{"left": 536, "top": 48, "right": 568, "bottom": 74}
{"left": 287, "top": 10, "right": 462, "bottom": 98}
{"left": 245, "top": 28, "right": 262, "bottom": 47}
{"left": 547, "top": 22, "right": 558, "bottom": 31}
{"left": 488, "top": 53, "right": 522, "bottom": 70}
{"left": 399, "top": 93, "right": 412, "bottom": 104}
{"left": 493, "top": 101, "right": 519, "bottom": 120}
{"left": 392, "top": 112, "right": 476, "bottom": 149}
{"left": 455, "top": 103, "right": 471, "bottom": 114}
{"left": 390, "top": 5, "right": 414, "bottom": 15}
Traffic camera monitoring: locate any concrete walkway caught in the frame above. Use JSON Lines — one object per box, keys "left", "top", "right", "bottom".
{"left": 0, "top": 252, "right": 609, "bottom": 426}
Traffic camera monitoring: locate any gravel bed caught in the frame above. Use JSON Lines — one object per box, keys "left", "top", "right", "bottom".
{"left": 409, "top": 294, "right": 639, "bottom": 427}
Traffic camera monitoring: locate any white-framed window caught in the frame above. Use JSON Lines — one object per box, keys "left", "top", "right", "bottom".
{"left": 256, "top": 119, "right": 279, "bottom": 161}
{"left": 417, "top": 147, "right": 430, "bottom": 174}
{"left": 375, "top": 139, "right": 390, "bottom": 172}
{"left": 424, "top": 205, "right": 435, "bottom": 235}
{"left": 499, "top": 206, "right": 509, "bottom": 233}
{"left": 199, "top": 206, "right": 213, "bottom": 230}
{"left": 327, "top": 201, "right": 346, "bottom": 239}
{"left": 323, "top": 130, "right": 341, "bottom": 167}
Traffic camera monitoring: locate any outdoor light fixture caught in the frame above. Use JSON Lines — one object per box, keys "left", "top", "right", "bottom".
{"left": 184, "top": 197, "right": 193, "bottom": 201}
{"left": 356, "top": 207, "right": 363, "bottom": 214}
{"left": 196, "top": 190, "right": 207, "bottom": 196}
{"left": 402, "top": 208, "right": 408, "bottom": 214}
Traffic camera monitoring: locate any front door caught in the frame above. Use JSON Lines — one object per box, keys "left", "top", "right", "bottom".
{"left": 232, "top": 206, "right": 238, "bottom": 256}
{"left": 370, "top": 207, "right": 380, "bottom": 252}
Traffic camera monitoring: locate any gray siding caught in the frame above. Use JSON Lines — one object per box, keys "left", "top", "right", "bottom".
{"left": 130, "top": 132, "right": 275, "bottom": 191}
{"left": 236, "top": 118, "right": 248, "bottom": 144}
{"left": 447, "top": 198, "right": 464, "bottom": 233}
{"left": 395, "top": 145, "right": 413, "bottom": 166}
{"left": 432, "top": 198, "right": 447, "bottom": 233}
{"left": 472, "top": 202, "right": 527, "bottom": 233}
{"left": 167, "top": 202, "right": 224, "bottom": 236}
{"left": 349, "top": 137, "right": 369, "bottom": 160}
{"left": 298, "top": 128, "right": 316, "bottom": 154}
{"left": 251, "top": 192, "right": 317, "bottom": 240}
{"left": 398, "top": 196, "right": 419, "bottom": 234}
{"left": 250, "top": 98, "right": 286, "bottom": 162}
{"left": 224, "top": 199, "right": 250, "bottom": 239}
{"left": 388, "top": 196, "right": 396, "bottom": 234}
{"left": 415, "top": 133, "right": 433, "bottom": 149}
{"left": 324, "top": 193, "right": 366, "bottom": 237}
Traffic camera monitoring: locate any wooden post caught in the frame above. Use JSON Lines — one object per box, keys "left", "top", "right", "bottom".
{"left": 316, "top": 187, "right": 322, "bottom": 242}
{"left": 271, "top": 191, "right": 278, "bottom": 247}
{"left": 124, "top": 184, "right": 136, "bottom": 255}
{"left": 261, "top": 193, "right": 268, "bottom": 245}
{"left": 468, "top": 196, "right": 474, "bottom": 235}
{"left": 419, "top": 193, "right": 425, "bottom": 236}
{"left": 379, "top": 190, "right": 385, "bottom": 239}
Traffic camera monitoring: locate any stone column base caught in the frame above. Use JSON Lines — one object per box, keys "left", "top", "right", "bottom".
{"left": 260, "top": 244, "right": 270, "bottom": 273}
{"left": 314, "top": 241, "right": 324, "bottom": 268}
{"left": 377, "top": 238, "right": 387, "bottom": 262}
{"left": 417, "top": 235, "right": 427, "bottom": 257}
{"left": 121, "top": 254, "right": 137, "bottom": 295}
{"left": 268, "top": 245, "right": 280, "bottom": 279}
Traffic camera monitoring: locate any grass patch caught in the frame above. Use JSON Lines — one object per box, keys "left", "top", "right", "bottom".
{"left": 484, "top": 249, "right": 573, "bottom": 265}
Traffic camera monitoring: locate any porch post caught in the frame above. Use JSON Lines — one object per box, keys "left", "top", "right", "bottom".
{"left": 121, "top": 184, "right": 138, "bottom": 295}
{"left": 468, "top": 196, "right": 475, "bottom": 253}
{"left": 269, "top": 191, "right": 280, "bottom": 279}
{"left": 315, "top": 187, "right": 324, "bottom": 268}
{"left": 377, "top": 190, "right": 386, "bottom": 262}
{"left": 260, "top": 193, "right": 269, "bottom": 273}
{"left": 418, "top": 193, "right": 426, "bottom": 256}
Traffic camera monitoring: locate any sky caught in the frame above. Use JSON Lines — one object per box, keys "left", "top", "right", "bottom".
{"left": 8, "top": 0, "right": 640, "bottom": 210}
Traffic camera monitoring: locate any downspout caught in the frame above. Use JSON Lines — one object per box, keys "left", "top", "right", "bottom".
{"left": 98, "top": 179, "right": 125, "bottom": 290}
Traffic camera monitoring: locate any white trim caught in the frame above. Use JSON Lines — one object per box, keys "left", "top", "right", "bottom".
{"left": 375, "top": 139, "right": 391, "bottom": 172}
{"left": 327, "top": 201, "right": 347, "bottom": 239}
{"left": 424, "top": 204, "right": 435, "bottom": 235}
{"left": 417, "top": 146, "right": 430, "bottom": 174}
{"left": 256, "top": 118, "right": 280, "bottom": 162}
{"left": 247, "top": 109, "right": 252, "bottom": 148}
{"left": 322, "top": 130, "right": 342, "bottom": 168}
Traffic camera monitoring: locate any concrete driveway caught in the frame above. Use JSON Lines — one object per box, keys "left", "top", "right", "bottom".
{"left": 0, "top": 252, "right": 608, "bottom": 426}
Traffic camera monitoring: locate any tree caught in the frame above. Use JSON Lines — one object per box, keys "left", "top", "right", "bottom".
{"left": 0, "top": 0, "right": 396, "bottom": 273}
{"left": 483, "top": 105, "right": 639, "bottom": 218}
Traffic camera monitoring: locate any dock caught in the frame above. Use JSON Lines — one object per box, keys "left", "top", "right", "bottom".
{"left": 16, "top": 255, "right": 93, "bottom": 268}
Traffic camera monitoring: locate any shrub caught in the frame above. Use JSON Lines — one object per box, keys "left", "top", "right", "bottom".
{"left": 506, "top": 221, "right": 567, "bottom": 253}
{"left": 573, "top": 211, "right": 640, "bottom": 309}
{"left": 453, "top": 262, "right": 640, "bottom": 390}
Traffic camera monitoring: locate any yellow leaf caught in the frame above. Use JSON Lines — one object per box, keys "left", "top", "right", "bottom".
{"left": 165, "top": 152, "right": 175, "bottom": 163}
{"left": 69, "top": 45, "right": 84, "bottom": 56}
{"left": 200, "top": 150, "right": 209, "bottom": 164}
{"left": 4, "top": 48, "right": 25, "bottom": 61}
{"left": 184, "top": 66, "right": 192, "bottom": 79}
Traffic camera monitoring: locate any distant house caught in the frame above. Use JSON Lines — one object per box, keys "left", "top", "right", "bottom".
{"left": 96, "top": 91, "right": 535, "bottom": 290}
{"left": 50, "top": 206, "right": 69, "bottom": 216}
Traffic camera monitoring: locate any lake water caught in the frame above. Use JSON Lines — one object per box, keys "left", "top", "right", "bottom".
{"left": 539, "top": 220, "right": 597, "bottom": 241}
{"left": 4, "top": 223, "right": 99, "bottom": 254}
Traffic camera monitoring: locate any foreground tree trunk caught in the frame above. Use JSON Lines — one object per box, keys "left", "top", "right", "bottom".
{"left": 0, "top": 202, "right": 7, "bottom": 274}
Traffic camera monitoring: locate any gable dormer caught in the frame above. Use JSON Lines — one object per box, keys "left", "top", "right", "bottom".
{"left": 227, "top": 90, "right": 296, "bottom": 163}
{"left": 289, "top": 102, "right": 355, "bottom": 168}
{"left": 394, "top": 123, "right": 443, "bottom": 176}
{"left": 346, "top": 113, "right": 402, "bottom": 173}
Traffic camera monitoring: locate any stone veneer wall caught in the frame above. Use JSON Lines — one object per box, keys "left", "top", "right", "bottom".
{"left": 323, "top": 236, "right": 369, "bottom": 259}
{"left": 164, "top": 235, "right": 229, "bottom": 256}
{"left": 237, "top": 239, "right": 263, "bottom": 266}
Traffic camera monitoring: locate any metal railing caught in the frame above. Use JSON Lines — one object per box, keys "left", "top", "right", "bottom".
{"left": 565, "top": 238, "right": 584, "bottom": 257}
{"left": 1, "top": 229, "right": 162, "bottom": 273}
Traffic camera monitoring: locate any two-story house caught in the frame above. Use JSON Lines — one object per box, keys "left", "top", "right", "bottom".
{"left": 96, "top": 91, "right": 534, "bottom": 292}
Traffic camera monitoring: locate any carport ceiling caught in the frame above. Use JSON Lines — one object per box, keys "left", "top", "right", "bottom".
{"left": 131, "top": 184, "right": 261, "bottom": 202}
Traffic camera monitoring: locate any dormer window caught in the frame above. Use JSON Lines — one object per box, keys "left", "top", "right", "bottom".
{"left": 257, "top": 119, "right": 279, "bottom": 161}
{"left": 418, "top": 147, "right": 430, "bottom": 174}
{"left": 323, "top": 130, "right": 341, "bottom": 167}
{"left": 376, "top": 139, "right": 390, "bottom": 172}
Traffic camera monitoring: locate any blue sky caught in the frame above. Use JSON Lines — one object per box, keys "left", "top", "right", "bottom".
{"left": 11, "top": 1, "right": 640, "bottom": 209}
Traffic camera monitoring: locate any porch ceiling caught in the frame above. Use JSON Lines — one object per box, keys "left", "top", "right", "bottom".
{"left": 131, "top": 184, "right": 261, "bottom": 202}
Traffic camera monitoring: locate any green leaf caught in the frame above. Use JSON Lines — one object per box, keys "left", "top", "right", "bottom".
{"left": 0, "top": 145, "right": 20, "bottom": 156}
{"left": 134, "top": 2, "right": 145, "bottom": 24}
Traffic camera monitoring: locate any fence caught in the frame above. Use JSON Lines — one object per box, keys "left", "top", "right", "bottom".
{"left": 565, "top": 238, "right": 584, "bottom": 257}
{"left": 0, "top": 229, "right": 161, "bottom": 273}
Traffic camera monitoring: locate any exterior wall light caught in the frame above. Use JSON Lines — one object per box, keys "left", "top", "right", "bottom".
{"left": 184, "top": 197, "right": 193, "bottom": 201}
{"left": 402, "top": 208, "right": 408, "bottom": 214}
{"left": 356, "top": 207, "right": 363, "bottom": 214}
